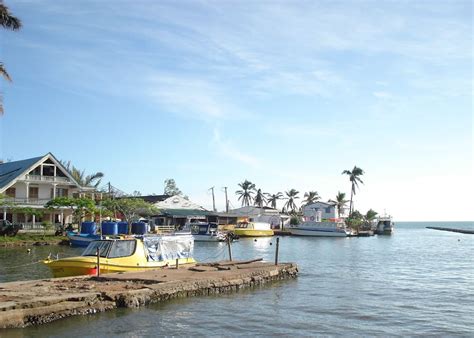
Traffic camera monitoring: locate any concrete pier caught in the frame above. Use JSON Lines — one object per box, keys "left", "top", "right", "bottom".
{"left": 0, "top": 260, "right": 298, "bottom": 329}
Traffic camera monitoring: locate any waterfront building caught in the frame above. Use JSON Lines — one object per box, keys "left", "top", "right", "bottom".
{"left": 302, "top": 201, "right": 348, "bottom": 221}
{"left": 225, "top": 206, "right": 290, "bottom": 229}
{"left": 0, "top": 153, "right": 93, "bottom": 228}
{"left": 151, "top": 195, "right": 216, "bottom": 228}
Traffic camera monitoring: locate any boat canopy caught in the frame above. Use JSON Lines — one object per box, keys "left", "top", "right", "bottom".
{"left": 144, "top": 235, "right": 194, "bottom": 262}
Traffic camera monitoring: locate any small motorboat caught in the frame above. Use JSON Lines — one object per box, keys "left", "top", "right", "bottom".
{"left": 189, "top": 222, "right": 227, "bottom": 242}
{"left": 44, "top": 234, "right": 196, "bottom": 277}
{"left": 67, "top": 231, "right": 101, "bottom": 247}
{"left": 233, "top": 221, "right": 274, "bottom": 237}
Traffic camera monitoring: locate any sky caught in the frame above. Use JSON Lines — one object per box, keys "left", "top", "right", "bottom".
{"left": 0, "top": 0, "right": 472, "bottom": 221}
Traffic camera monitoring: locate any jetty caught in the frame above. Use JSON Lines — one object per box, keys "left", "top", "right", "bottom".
{"left": 0, "top": 260, "right": 298, "bottom": 329}
{"left": 426, "top": 226, "right": 474, "bottom": 234}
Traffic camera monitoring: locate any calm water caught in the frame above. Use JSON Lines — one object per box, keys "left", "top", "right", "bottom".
{"left": 1, "top": 222, "right": 473, "bottom": 336}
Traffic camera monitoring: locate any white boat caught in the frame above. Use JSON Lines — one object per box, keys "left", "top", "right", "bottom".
{"left": 375, "top": 215, "right": 394, "bottom": 235}
{"left": 289, "top": 221, "right": 349, "bottom": 237}
{"left": 189, "top": 222, "right": 227, "bottom": 242}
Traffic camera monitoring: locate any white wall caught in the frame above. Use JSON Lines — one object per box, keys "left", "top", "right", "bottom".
{"left": 303, "top": 202, "right": 337, "bottom": 219}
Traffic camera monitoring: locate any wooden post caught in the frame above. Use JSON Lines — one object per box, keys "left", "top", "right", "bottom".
{"left": 227, "top": 235, "right": 233, "bottom": 261}
{"left": 275, "top": 237, "right": 280, "bottom": 265}
{"left": 175, "top": 258, "right": 179, "bottom": 269}
{"left": 96, "top": 247, "right": 100, "bottom": 277}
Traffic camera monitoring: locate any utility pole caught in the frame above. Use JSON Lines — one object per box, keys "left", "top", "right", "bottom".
{"left": 209, "top": 187, "right": 216, "bottom": 212}
{"left": 223, "top": 187, "right": 229, "bottom": 213}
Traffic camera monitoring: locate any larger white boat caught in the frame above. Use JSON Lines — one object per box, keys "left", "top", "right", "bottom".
{"left": 375, "top": 215, "right": 394, "bottom": 235}
{"left": 289, "top": 220, "right": 349, "bottom": 237}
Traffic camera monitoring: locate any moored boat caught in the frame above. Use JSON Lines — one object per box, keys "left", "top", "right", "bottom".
{"left": 375, "top": 215, "right": 394, "bottom": 235}
{"left": 189, "top": 222, "right": 227, "bottom": 242}
{"left": 233, "top": 221, "right": 274, "bottom": 237}
{"left": 44, "top": 234, "right": 195, "bottom": 277}
{"left": 67, "top": 231, "right": 101, "bottom": 247}
{"left": 288, "top": 220, "right": 349, "bottom": 237}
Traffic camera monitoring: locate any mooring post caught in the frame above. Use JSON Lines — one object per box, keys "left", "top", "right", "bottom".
{"left": 275, "top": 237, "right": 280, "bottom": 265}
{"left": 227, "top": 235, "right": 233, "bottom": 261}
{"left": 96, "top": 247, "right": 100, "bottom": 277}
{"left": 175, "top": 258, "right": 179, "bottom": 269}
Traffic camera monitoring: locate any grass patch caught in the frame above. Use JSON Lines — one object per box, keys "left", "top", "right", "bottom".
{"left": 0, "top": 233, "right": 64, "bottom": 243}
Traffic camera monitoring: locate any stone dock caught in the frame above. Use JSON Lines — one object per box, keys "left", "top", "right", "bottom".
{"left": 0, "top": 260, "right": 298, "bottom": 329}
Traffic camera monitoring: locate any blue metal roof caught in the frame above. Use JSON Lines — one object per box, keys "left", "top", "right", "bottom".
{"left": 0, "top": 155, "right": 45, "bottom": 191}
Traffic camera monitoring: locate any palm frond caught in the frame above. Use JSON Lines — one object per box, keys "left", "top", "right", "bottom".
{"left": 0, "top": 4, "right": 22, "bottom": 30}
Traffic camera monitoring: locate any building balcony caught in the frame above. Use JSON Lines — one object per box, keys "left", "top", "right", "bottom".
{"left": 24, "top": 175, "right": 71, "bottom": 184}
{"left": 2, "top": 198, "right": 53, "bottom": 206}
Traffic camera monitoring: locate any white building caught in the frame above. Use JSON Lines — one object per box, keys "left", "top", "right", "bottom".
{"left": 0, "top": 153, "right": 93, "bottom": 227}
{"left": 228, "top": 206, "right": 290, "bottom": 228}
{"left": 302, "top": 201, "right": 344, "bottom": 221}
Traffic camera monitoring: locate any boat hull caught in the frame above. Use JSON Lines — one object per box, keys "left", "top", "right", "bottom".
{"left": 234, "top": 229, "right": 274, "bottom": 237}
{"left": 289, "top": 228, "right": 348, "bottom": 237}
{"left": 44, "top": 256, "right": 196, "bottom": 278}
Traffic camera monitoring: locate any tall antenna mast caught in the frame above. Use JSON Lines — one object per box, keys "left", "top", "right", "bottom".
{"left": 209, "top": 187, "right": 216, "bottom": 212}
{"left": 223, "top": 187, "right": 229, "bottom": 213}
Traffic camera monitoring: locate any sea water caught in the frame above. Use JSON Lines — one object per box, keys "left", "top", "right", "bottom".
{"left": 1, "top": 222, "right": 473, "bottom": 336}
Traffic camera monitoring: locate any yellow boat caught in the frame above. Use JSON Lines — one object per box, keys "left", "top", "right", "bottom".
{"left": 44, "top": 234, "right": 196, "bottom": 278}
{"left": 233, "top": 221, "right": 274, "bottom": 237}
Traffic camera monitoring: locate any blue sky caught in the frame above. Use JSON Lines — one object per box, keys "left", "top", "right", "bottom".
{"left": 1, "top": 0, "right": 472, "bottom": 221}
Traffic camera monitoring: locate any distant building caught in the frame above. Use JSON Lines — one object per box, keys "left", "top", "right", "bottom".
{"left": 302, "top": 201, "right": 347, "bottom": 221}
{"left": 0, "top": 153, "right": 93, "bottom": 227}
{"left": 224, "top": 206, "right": 290, "bottom": 228}
{"left": 151, "top": 195, "right": 215, "bottom": 228}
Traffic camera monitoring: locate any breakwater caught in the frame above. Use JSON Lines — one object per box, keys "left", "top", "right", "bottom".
{"left": 0, "top": 260, "right": 298, "bottom": 329}
{"left": 426, "top": 226, "right": 474, "bottom": 234}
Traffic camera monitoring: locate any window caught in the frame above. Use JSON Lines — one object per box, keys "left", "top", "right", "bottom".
{"left": 56, "top": 188, "right": 68, "bottom": 197}
{"left": 325, "top": 207, "right": 332, "bottom": 213}
{"left": 29, "top": 166, "right": 41, "bottom": 176}
{"left": 42, "top": 165, "right": 54, "bottom": 176}
{"left": 82, "top": 241, "right": 111, "bottom": 257}
{"left": 108, "top": 240, "right": 136, "bottom": 258}
{"left": 29, "top": 187, "right": 39, "bottom": 199}
{"left": 6, "top": 187, "right": 15, "bottom": 198}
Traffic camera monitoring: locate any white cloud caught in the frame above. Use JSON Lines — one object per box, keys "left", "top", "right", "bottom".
{"left": 212, "top": 128, "right": 260, "bottom": 168}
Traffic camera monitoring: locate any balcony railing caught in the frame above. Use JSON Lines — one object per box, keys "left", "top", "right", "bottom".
{"left": 2, "top": 198, "right": 54, "bottom": 206}
{"left": 24, "top": 175, "right": 71, "bottom": 183}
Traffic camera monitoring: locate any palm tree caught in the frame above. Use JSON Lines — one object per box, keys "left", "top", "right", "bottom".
{"left": 266, "top": 192, "right": 283, "bottom": 209}
{"left": 365, "top": 209, "right": 378, "bottom": 223}
{"left": 334, "top": 191, "right": 349, "bottom": 218}
{"left": 302, "top": 191, "right": 320, "bottom": 206}
{"left": 235, "top": 180, "right": 256, "bottom": 207}
{"left": 341, "top": 166, "right": 364, "bottom": 214}
{"left": 283, "top": 189, "right": 300, "bottom": 214}
{"left": 62, "top": 160, "right": 104, "bottom": 188}
{"left": 254, "top": 188, "right": 267, "bottom": 208}
{"left": 0, "top": 2, "right": 22, "bottom": 115}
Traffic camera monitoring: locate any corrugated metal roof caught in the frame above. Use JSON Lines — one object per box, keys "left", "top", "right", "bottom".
{"left": 0, "top": 155, "right": 45, "bottom": 191}
{"left": 157, "top": 209, "right": 215, "bottom": 217}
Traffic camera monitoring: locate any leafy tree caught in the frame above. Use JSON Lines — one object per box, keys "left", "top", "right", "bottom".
{"left": 0, "top": 2, "right": 22, "bottom": 115}
{"left": 235, "top": 180, "right": 256, "bottom": 206}
{"left": 364, "top": 209, "right": 378, "bottom": 223}
{"left": 341, "top": 166, "right": 365, "bottom": 214}
{"left": 254, "top": 188, "right": 267, "bottom": 208}
{"left": 61, "top": 160, "right": 104, "bottom": 188}
{"left": 302, "top": 191, "right": 320, "bottom": 206}
{"left": 283, "top": 189, "right": 300, "bottom": 214}
{"left": 164, "top": 178, "right": 183, "bottom": 196}
{"left": 102, "top": 198, "right": 158, "bottom": 234}
{"left": 45, "top": 197, "right": 96, "bottom": 225}
{"left": 266, "top": 192, "right": 283, "bottom": 209}
{"left": 345, "top": 210, "right": 364, "bottom": 230}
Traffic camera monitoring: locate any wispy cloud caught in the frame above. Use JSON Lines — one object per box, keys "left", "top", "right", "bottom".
{"left": 212, "top": 128, "right": 260, "bottom": 168}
